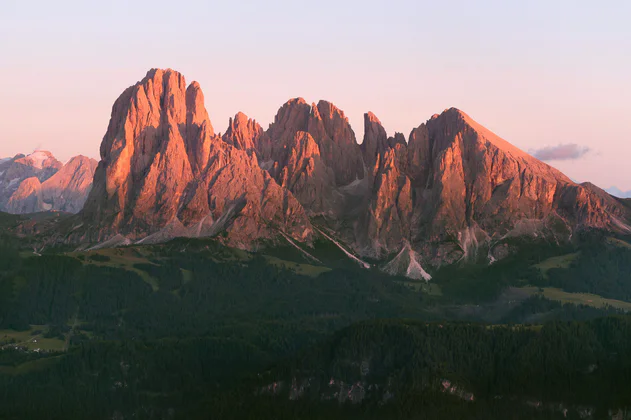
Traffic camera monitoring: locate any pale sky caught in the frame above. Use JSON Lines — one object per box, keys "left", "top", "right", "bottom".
{"left": 1, "top": 0, "right": 630, "bottom": 190}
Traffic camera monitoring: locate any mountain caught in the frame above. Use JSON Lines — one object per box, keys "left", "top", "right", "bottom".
{"left": 359, "top": 108, "right": 631, "bottom": 263}
{"left": 78, "top": 68, "right": 312, "bottom": 248}
{"left": 606, "top": 186, "right": 631, "bottom": 198}
{"left": 0, "top": 151, "right": 96, "bottom": 214}
{"left": 253, "top": 104, "right": 631, "bottom": 265}
{"left": 29, "top": 68, "right": 629, "bottom": 269}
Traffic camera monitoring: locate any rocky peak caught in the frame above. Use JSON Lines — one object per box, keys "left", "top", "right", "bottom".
{"left": 313, "top": 101, "right": 355, "bottom": 147}
{"left": 307, "top": 100, "right": 364, "bottom": 185}
{"left": 428, "top": 108, "right": 541, "bottom": 164}
{"left": 360, "top": 112, "right": 389, "bottom": 170}
{"left": 270, "top": 97, "right": 311, "bottom": 135}
{"left": 80, "top": 68, "right": 312, "bottom": 247}
{"left": 413, "top": 107, "right": 631, "bottom": 246}
{"left": 14, "top": 150, "right": 61, "bottom": 171}
{"left": 185, "top": 80, "right": 216, "bottom": 173}
{"left": 222, "top": 112, "right": 264, "bottom": 152}
{"left": 389, "top": 132, "right": 406, "bottom": 148}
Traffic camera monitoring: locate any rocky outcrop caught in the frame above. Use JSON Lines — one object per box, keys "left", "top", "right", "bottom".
{"left": 0, "top": 151, "right": 95, "bottom": 214}
{"left": 80, "top": 68, "right": 312, "bottom": 247}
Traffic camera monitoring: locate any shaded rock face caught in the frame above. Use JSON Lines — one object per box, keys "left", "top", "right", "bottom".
{"left": 81, "top": 68, "right": 312, "bottom": 247}
{"left": 0, "top": 152, "right": 96, "bottom": 214}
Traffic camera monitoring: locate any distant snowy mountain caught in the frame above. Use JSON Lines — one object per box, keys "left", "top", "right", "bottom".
{"left": 606, "top": 186, "right": 631, "bottom": 198}
{"left": 0, "top": 151, "right": 97, "bottom": 214}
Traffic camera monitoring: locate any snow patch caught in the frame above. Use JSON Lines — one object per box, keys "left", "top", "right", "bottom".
{"left": 315, "top": 227, "right": 371, "bottom": 269}
{"left": 192, "top": 213, "right": 214, "bottom": 238}
{"left": 258, "top": 159, "right": 274, "bottom": 171}
{"left": 136, "top": 218, "right": 189, "bottom": 245}
{"left": 339, "top": 176, "right": 369, "bottom": 195}
{"left": 136, "top": 214, "right": 217, "bottom": 245}
{"left": 458, "top": 227, "right": 480, "bottom": 260}
{"left": 279, "top": 231, "right": 322, "bottom": 264}
{"left": 26, "top": 151, "right": 52, "bottom": 169}
{"left": 383, "top": 242, "right": 431, "bottom": 281}
{"left": 88, "top": 234, "right": 132, "bottom": 251}
{"left": 612, "top": 216, "right": 631, "bottom": 233}
{"left": 501, "top": 219, "right": 545, "bottom": 240}
{"left": 8, "top": 178, "right": 20, "bottom": 187}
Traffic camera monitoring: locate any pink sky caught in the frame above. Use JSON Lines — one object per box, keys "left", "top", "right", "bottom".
{"left": 1, "top": 0, "right": 629, "bottom": 190}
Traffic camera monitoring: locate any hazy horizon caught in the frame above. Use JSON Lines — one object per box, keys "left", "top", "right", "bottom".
{"left": 1, "top": 0, "right": 630, "bottom": 190}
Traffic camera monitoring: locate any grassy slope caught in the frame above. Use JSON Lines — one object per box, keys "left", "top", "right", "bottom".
{"left": 67, "top": 247, "right": 161, "bottom": 291}
{"left": 533, "top": 252, "right": 579, "bottom": 279}
{"left": 0, "top": 325, "right": 65, "bottom": 351}
{"left": 520, "top": 286, "right": 631, "bottom": 311}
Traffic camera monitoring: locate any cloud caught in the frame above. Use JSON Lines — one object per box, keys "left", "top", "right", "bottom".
{"left": 531, "top": 143, "right": 591, "bottom": 161}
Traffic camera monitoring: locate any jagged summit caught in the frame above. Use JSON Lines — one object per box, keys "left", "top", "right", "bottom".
{"left": 222, "top": 112, "right": 264, "bottom": 152}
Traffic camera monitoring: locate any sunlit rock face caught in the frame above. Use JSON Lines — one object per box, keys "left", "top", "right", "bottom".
{"left": 80, "top": 68, "right": 312, "bottom": 247}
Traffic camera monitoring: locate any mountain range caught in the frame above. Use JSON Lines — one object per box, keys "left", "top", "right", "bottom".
{"left": 4, "top": 68, "right": 631, "bottom": 272}
{"left": 0, "top": 151, "right": 97, "bottom": 214}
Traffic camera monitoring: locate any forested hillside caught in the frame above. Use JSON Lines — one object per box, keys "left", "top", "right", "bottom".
{"left": 0, "top": 226, "right": 630, "bottom": 418}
